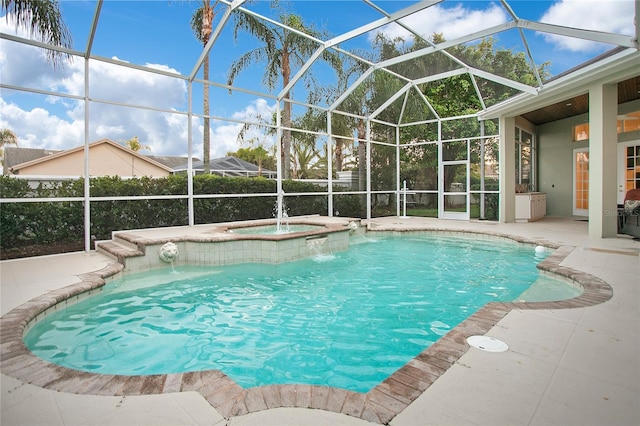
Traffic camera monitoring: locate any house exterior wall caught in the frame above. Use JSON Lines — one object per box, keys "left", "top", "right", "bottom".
{"left": 537, "top": 114, "right": 584, "bottom": 217}
{"left": 537, "top": 98, "right": 640, "bottom": 217}
{"left": 14, "top": 144, "right": 170, "bottom": 177}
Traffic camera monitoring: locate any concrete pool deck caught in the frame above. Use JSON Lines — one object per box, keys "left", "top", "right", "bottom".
{"left": 1, "top": 216, "right": 639, "bottom": 425}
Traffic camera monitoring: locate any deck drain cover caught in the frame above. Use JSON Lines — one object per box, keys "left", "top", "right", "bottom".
{"left": 467, "top": 336, "right": 509, "bottom": 352}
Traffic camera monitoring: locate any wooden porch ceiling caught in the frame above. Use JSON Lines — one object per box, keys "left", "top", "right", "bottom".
{"left": 520, "top": 76, "right": 640, "bottom": 125}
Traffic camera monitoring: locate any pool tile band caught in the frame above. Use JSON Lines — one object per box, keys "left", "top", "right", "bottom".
{"left": 0, "top": 230, "right": 613, "bottom": 425}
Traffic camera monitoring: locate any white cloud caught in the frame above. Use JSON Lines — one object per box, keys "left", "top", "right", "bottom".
{"left": 1, "top": 20, "right": 188, "bottom": 155}
{"left": 0, "top": 98, "right": 84, "bottom": 150}
{"left": 209, "top": 121, "right": 245, "bottom": 157}
{"left": 0, "top": 19, "right": 276, "bottom": 161}
{"left": 209, "top": 98, "right": 277, "bottom": 159}
{"left": 0, "top": 19, "right": 75, "bottom": 90}
{"left": 84, "top": 60, "right": 186, "bottom": 107}
{"left": 540, "top": 0, "right": 635, "bottom": 52}
{"left": 232, "top": 98, "right": 274, "bottom": 121}
{"left": 372, "top": 3, "right": 508, "bottom": 42}
{"left": 95, "top": 124, "right": 126, "bottom": 138}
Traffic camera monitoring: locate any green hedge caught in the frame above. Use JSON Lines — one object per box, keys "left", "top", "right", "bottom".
{"left": 0, "top": 175, "right": 362, "bottom": 255}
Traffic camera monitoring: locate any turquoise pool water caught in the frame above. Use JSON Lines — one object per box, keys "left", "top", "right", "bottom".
{"left": 24, "top": 235, "right": 580, "bottom": 392}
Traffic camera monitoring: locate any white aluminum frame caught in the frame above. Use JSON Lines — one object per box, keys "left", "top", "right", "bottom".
{"left": 1, "top": 0, "right": 638, "bottom": 250}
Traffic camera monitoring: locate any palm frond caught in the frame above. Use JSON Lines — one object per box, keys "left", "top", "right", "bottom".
{"left": 2, "top": 0, "right": 73, "bottom": 68}
{"left": 232, "top": 10, "right": 276, "bottom": 51}
{"left": 227, "top": 47, "right": 269, "bottom": 88}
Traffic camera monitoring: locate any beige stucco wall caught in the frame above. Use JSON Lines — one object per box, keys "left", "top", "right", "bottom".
{"left": 15, "top": 143, "right": 170, "bottom": 177}
{"left": 537, "top": 99, "right": 640, "bottom": 217}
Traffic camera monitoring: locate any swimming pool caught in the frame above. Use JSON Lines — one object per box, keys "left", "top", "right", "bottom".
{"left": 24, "top": 234, "right": 580, "bottom": 393}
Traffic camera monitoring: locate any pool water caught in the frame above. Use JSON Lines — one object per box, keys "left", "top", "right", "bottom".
{"left": 24, "top": 235, "right": 580, "bottom": 392}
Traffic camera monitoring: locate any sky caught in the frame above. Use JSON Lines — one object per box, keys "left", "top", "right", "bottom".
{"left": 0, "top": 0, "right": 636, "bottom": 161}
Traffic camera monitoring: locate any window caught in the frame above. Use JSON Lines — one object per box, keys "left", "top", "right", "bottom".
{"left": 573, "top": 148, "right": 589, "bottom": 215}
{"left": 572, "top": 110, "right": 640, "bottom": 141}
{"left": 624, "top": 145, "right": 640, "bottom": 192}
{"left": 573, "top": 123, "right": 589, "bottom": 141}
{"left": 622, "top": 112, "right": 640, "bottom": 133}
{"left": 515, "top": 127, "right": 535, "bottom": 191}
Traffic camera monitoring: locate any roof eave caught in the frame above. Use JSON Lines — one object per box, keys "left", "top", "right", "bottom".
{"left": 479, "top": 48, "right": 640, "bottom": 122}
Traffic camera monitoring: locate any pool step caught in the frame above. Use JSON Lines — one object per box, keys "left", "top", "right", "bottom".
{"left": 95, "top": 239, "right": 144, "bottom": 263}
{"left": 111, "top": 234, "right": 141, "bottom": 251}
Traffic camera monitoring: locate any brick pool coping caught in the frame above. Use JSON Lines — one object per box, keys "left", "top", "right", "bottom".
{"left": 0, "top": 228, "right": 613, "bottom": 425}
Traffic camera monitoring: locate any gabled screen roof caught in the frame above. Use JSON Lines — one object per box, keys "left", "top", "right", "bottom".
{"left": 1, "top": 0, "right": 638, "bottom": 157}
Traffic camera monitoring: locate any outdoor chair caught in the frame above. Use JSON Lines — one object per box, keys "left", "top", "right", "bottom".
{"left": 620, "top": 188, "right": 640, "bottom": 238}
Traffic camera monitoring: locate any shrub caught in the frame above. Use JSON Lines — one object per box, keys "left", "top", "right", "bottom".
{"left": 0, "top": 175, "right": 362, "bottom": 257}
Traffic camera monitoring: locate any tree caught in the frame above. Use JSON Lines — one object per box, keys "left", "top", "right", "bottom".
{"left": 1, "top": 0, "right": 72, "bottom": 69}
{"left": 369, "top": 33, "right": 549, "bottom": 191}
{"left": 227, "top": 146, "right": 276, "bottom": 175}
{"left": 123, "top": 136, "right": 151, "bottom": 152}
{"left": 0, "top": 128, "right": 18, "bottom": 171}
{"left": 235, "top": 106, "right": 278, "bottom": 177}
{"left": 320, "top": 49, "right": 378, "bottom": 200}
{"left": 235, "top": 110, "right": 278, "bottom": 177}
{"left": 0, "top": 128, "right": 18, "bottom": 149}
{"left": 190, "top": 1, "right": 221, "bottom": 174}
{"left": 291, "top": 139, "right": 322, "bottom": 179}
{"left": 302, "top": 86, "right": 357, "bottom": 175}
{"left": 227, "top": 2, "right": 341, "bottom": 179}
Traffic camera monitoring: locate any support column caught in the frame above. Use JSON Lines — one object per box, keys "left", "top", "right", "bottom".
{"left": 588, "top": 83, "right": 618, "bottom": 238}
{"left": 499, "top": 116, "right": 516, "bottom": 222}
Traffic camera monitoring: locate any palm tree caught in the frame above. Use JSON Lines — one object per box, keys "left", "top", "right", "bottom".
{"left": 0, "top": 128, "right": 18, "bottom": 171}
{"left": 0, "top": 128, "right": 18, "bottom": 149}
{"left": 235, "top": 110, "right": 277, "bottom": 177}
{"left": 330, "top": 65, "right": 370, "bottom": 174}
{"left": 291, "top": 138, "right": 321, "bottom": 179}
{"left": 229, "top": 146, "right": 274, "bottom": 177}
{"left": 190, "top": 1, "right": 221, "bottom": 174}
{"left": 324, "top": 55, "right": 372, "bottom": 199}
{"left": 124, "top": 136, "right": 151, "bottom": 152}
{"left": 1, "top": 0, "right": 72, "bottom": 68}
{"left": 227, "top": 3, "right": 341, "bottom": 179}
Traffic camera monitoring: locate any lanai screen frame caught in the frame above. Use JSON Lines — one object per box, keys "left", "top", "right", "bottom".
{"left": 1, "top": 0, "right": 638, "bottom": 252}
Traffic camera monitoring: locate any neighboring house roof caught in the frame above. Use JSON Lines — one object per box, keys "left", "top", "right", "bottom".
{"left": 8, "top": 139, "right": 173, "bottom": 176}
{"left": 4, "top": 142, "right": 269, "bottom": 178}
{"left": 174, "top": 156, "right": 276, "bottom": 177}
{"left": 5, "top": 145, "right": 196, "bottom": 174}
{"left": 146, "top": 155, "right": 200, "bottom": 169}
{"left": 3, "top": 147, "right": 61, "bottom": 171}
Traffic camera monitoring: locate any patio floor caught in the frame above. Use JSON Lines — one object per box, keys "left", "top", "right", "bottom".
{"left": 1, "top": 216, "right": 639, "bottom": 425}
